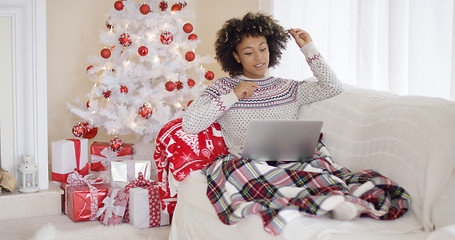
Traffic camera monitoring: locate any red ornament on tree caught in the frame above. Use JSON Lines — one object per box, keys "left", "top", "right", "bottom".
{"left": 140, "top": 4, "right": 150, "bottom": 14}
{"left": 183, "top": 23, "right": 193, "bottom": 33}
{"left": 138, "top": 46, "right": 148, "bottom": 56}
{"left": 188, "top": 33, "right": 197, "bottom": 41}
{"left": 187, "top": 100, "right": 193, "bottom": 107}
{"left": 72, "top": 122, "right": 86, "bottom": 138}
{"left": 101, "top": 48, "right": 111, "bottom": 59}
{"left": 86, "top": 65, "right": 95, "bottom": 75}
{"left": 120, "top": 85, "right": 128, "bottom": 94}
{"left": 159, "top": 1, "right": 168, "bottom": 11}
{"left": 165, "top": 81, "right": 175, "bottom": 91}
{"left": 109, "top": 137, "right": 123, "bottom": 152}
{"left": 171, "top": 3, "right": 182, "bottom": 12}
{"left": 138, "top": 104, "right": 153, "bottom": 119}
{"left": 106, "top": 21, "right": 113, "bottom": 31}
{"left": 175, "top": 81, "right": 184, "bottom": 90}
{"left": 160, "top": 31, "right": 174, "bottom": 45}
{"left": 205, "top": 70, "right": 215, "bottom": 80}
{"left": 103, "top": 90, "right": 112, "bottom": 99}
{"left": 187, "top": 78, "right": 195, "bottom": 87}
{"left": 81, "top": 122, "right": 98, "bottom": 139}
{"left": 114, "top": 1, "right": 124, "bottom": 11}
{"left": 86, "top": 100, "right": 90, "bottom": 108}
{"left": 119, "top": 33, "right": 132, "bottom": 47}
{"left": 185, "top": 51, "right": 195, "bottom": 61}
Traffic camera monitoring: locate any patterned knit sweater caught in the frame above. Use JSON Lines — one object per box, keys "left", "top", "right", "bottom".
{"left": 182, "top": 42, "right": 343, "bottom": 155}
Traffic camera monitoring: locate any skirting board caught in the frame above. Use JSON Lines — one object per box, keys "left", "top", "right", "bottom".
{"left": 0, "top": 182, "right": 63, "bottom": 220}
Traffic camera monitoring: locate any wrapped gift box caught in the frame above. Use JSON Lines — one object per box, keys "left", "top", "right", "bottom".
{"left": 90, "top": 142, "right": 134, "bottom": 172}
{"left": 51, "top": 139, "right": 89, "bottom": 184}
{"left": 124, "top": 174, "right": 170, "bottom": 228}
{"left": 64, "top": 182, "right": 110, "bottom": 222}
{"left": 97, "top": 187, "right": 129, "bottom": 225}
{"left": 111, "top": 159, "right": 152, "bottom": 182}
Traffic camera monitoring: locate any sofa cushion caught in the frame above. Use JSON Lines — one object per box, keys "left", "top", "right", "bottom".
{"left": 297, "top": 84, "right": 455, "bottom": 230}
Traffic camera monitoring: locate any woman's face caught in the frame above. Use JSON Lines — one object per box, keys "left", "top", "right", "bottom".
{"left": 233, "top": 35, "right": 270, "bottom": 79}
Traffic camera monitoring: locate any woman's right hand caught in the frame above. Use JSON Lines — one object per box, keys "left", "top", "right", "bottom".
{"left": 233, "top": 81, "right": 259, "bottom": 99}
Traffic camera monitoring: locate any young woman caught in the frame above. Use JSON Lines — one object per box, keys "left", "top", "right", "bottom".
{"left": 179, "top": 12, "right": 409, "bottom": 235}
{"left": 182, "top": 13, "right": 343, "bottom": 156}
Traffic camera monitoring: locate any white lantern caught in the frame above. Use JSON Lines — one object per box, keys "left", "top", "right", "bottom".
{"left": 18, "top": 154, "right": 39, "bottom": 193}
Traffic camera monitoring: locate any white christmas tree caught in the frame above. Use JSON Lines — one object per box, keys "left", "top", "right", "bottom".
{"left": 69, "top": 0, "right": 214, "bottom": 144}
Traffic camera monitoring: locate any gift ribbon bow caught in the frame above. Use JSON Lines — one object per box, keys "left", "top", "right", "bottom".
{"left": 96, "top": 188, "right": 127, "bottom": 225}
{"left": 124, "top": 172, "right": 154, "bottom": 193}
{"left": 91, "top": 147, "right": 132, "bottom": 168}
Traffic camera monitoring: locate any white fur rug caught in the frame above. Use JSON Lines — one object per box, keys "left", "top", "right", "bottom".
{"left": 0, "top": 214, "right": 169, "bottom": 240}
{"left": 32, "top": 223, "right": 169, "bottom": 240}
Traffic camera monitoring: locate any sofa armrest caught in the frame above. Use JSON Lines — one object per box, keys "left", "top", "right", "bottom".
{"left": 297, "top": 84, "right": 455, "bottom": 231}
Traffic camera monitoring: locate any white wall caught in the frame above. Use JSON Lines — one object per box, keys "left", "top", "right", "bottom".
{"left": 0, "top": 16, "right": 13, "bottom": 171}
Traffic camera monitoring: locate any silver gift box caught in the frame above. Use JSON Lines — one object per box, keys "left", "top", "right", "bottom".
{"left": 110, "top": 160, "right": 152, "bottom": 182}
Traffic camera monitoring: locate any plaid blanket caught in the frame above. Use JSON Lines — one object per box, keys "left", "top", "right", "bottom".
{"left": 204, "top": 142, "right": 411, "bottom": 236}
{"left": 154, "top": 118, "right": 229, "bottom": 214}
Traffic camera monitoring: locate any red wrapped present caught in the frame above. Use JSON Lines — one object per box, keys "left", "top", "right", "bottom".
{"left": 124, "top": 173, "right": 170, "bottom": 228}
{"left": 90, "top": 142, "right": 133, "bottom": 171}
{"left": 51, "top": 139, "right": 90, "bottom": 183}
{"left": 62, "top": 172, "right": 108, "bottom": 222}
{"left": 96, "top": 187, "right": 129, "bottom": 225}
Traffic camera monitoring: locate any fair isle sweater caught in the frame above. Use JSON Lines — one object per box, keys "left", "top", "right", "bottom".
{"left": 182, "top": 42, "right": 343, "bottom": 156}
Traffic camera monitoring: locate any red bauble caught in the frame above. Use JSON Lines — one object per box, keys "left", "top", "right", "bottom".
{"left": 188, "top": 33, "right": 197, "bottom": 41}
{"left": 106, "top": 21, "right": 113, "bottom": 31}
{"left": 183, "top": 23, "right": 193, "bottom": 33}
{"left": 165, "top": 81, "right": 175, "bottom": 91}
{"left": 187, "top": 78, "right": 195, "bottom": 87}
{"left": 86, "top": 100, "right": 90, "bottom": 108}
{"left": 109, "top": 137, "right": 123, "bottom": 152}
{"left": 119, "top": 33, "right": 132, "bottom": 47}
{"left": 114, "top": 1, "right": 124, "bottom": 10}
{"left": 187, "top": 100, "right": 193, "bottom": 107}
{"left": 72, "top": 122, "right": 86, "bottom": 138}
{"left": 103, "top": 90, "right": 112, "bottom": 99}
{"left": 159, "top": 1, "right": 168, "bottom": 11}
{"left": 138, "top": 104, "right": 153, "bottom": 119}
{"left": 140, "top": 4, "right": 150, "bottom": 14}
{"left": 81, "top": 122, "right": 98, "bottom": 139}
{"left": 160, "top": 31, "right": 174, "bottom": 45}
{"left": 205, "top": 70, "right": 215, "bottom": 80}
{"left": 171, "top": 3, "right": 182, "bottom": 12}
{"left": 138, "top": 46, "right": 148, "bottom": 56}
{"left": 175, "top": 81, "right": 183, "bottom": 90}
{"left": 86, "top": 65, "right": 95, "bottom": 75}
{"left": 185, "top": 51, "right": 195, "bottom": 61}
{"left": 120, "top": 85, "right": 128, "bottom": 94}
{"left": 101, "top": 48, "right": 111, "bottom": 59}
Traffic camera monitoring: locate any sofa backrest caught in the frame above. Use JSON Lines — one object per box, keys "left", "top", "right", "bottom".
{"left": 297, "top": 84, "right": 455, "bottom": 231}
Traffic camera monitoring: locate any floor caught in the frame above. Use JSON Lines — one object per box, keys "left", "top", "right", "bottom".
{"left": 0, "top": 214, "right": 170, "bottom": 240}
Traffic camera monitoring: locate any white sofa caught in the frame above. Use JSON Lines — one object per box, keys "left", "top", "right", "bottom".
{"left": 169, "top": 85, "right": 455, "bottom": 240}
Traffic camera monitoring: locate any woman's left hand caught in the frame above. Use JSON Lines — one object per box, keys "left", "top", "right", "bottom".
{"left": 288, "top": 28, "right": 312, "bottom": 48}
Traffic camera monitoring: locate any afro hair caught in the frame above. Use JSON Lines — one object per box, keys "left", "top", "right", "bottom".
{"left": 214, "top": 12, "right": 290, "bottom": 77}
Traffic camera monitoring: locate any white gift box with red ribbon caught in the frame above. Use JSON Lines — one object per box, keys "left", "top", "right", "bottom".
{"left": 51, "top": 138, "right": 90, "bottom": 183}
{"left": 124, "top": 173, "right": 170, "bottom": 228}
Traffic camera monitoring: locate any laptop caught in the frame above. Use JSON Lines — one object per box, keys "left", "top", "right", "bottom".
{"left": 241, "top": 120, "right": 323, "bottom": 162}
